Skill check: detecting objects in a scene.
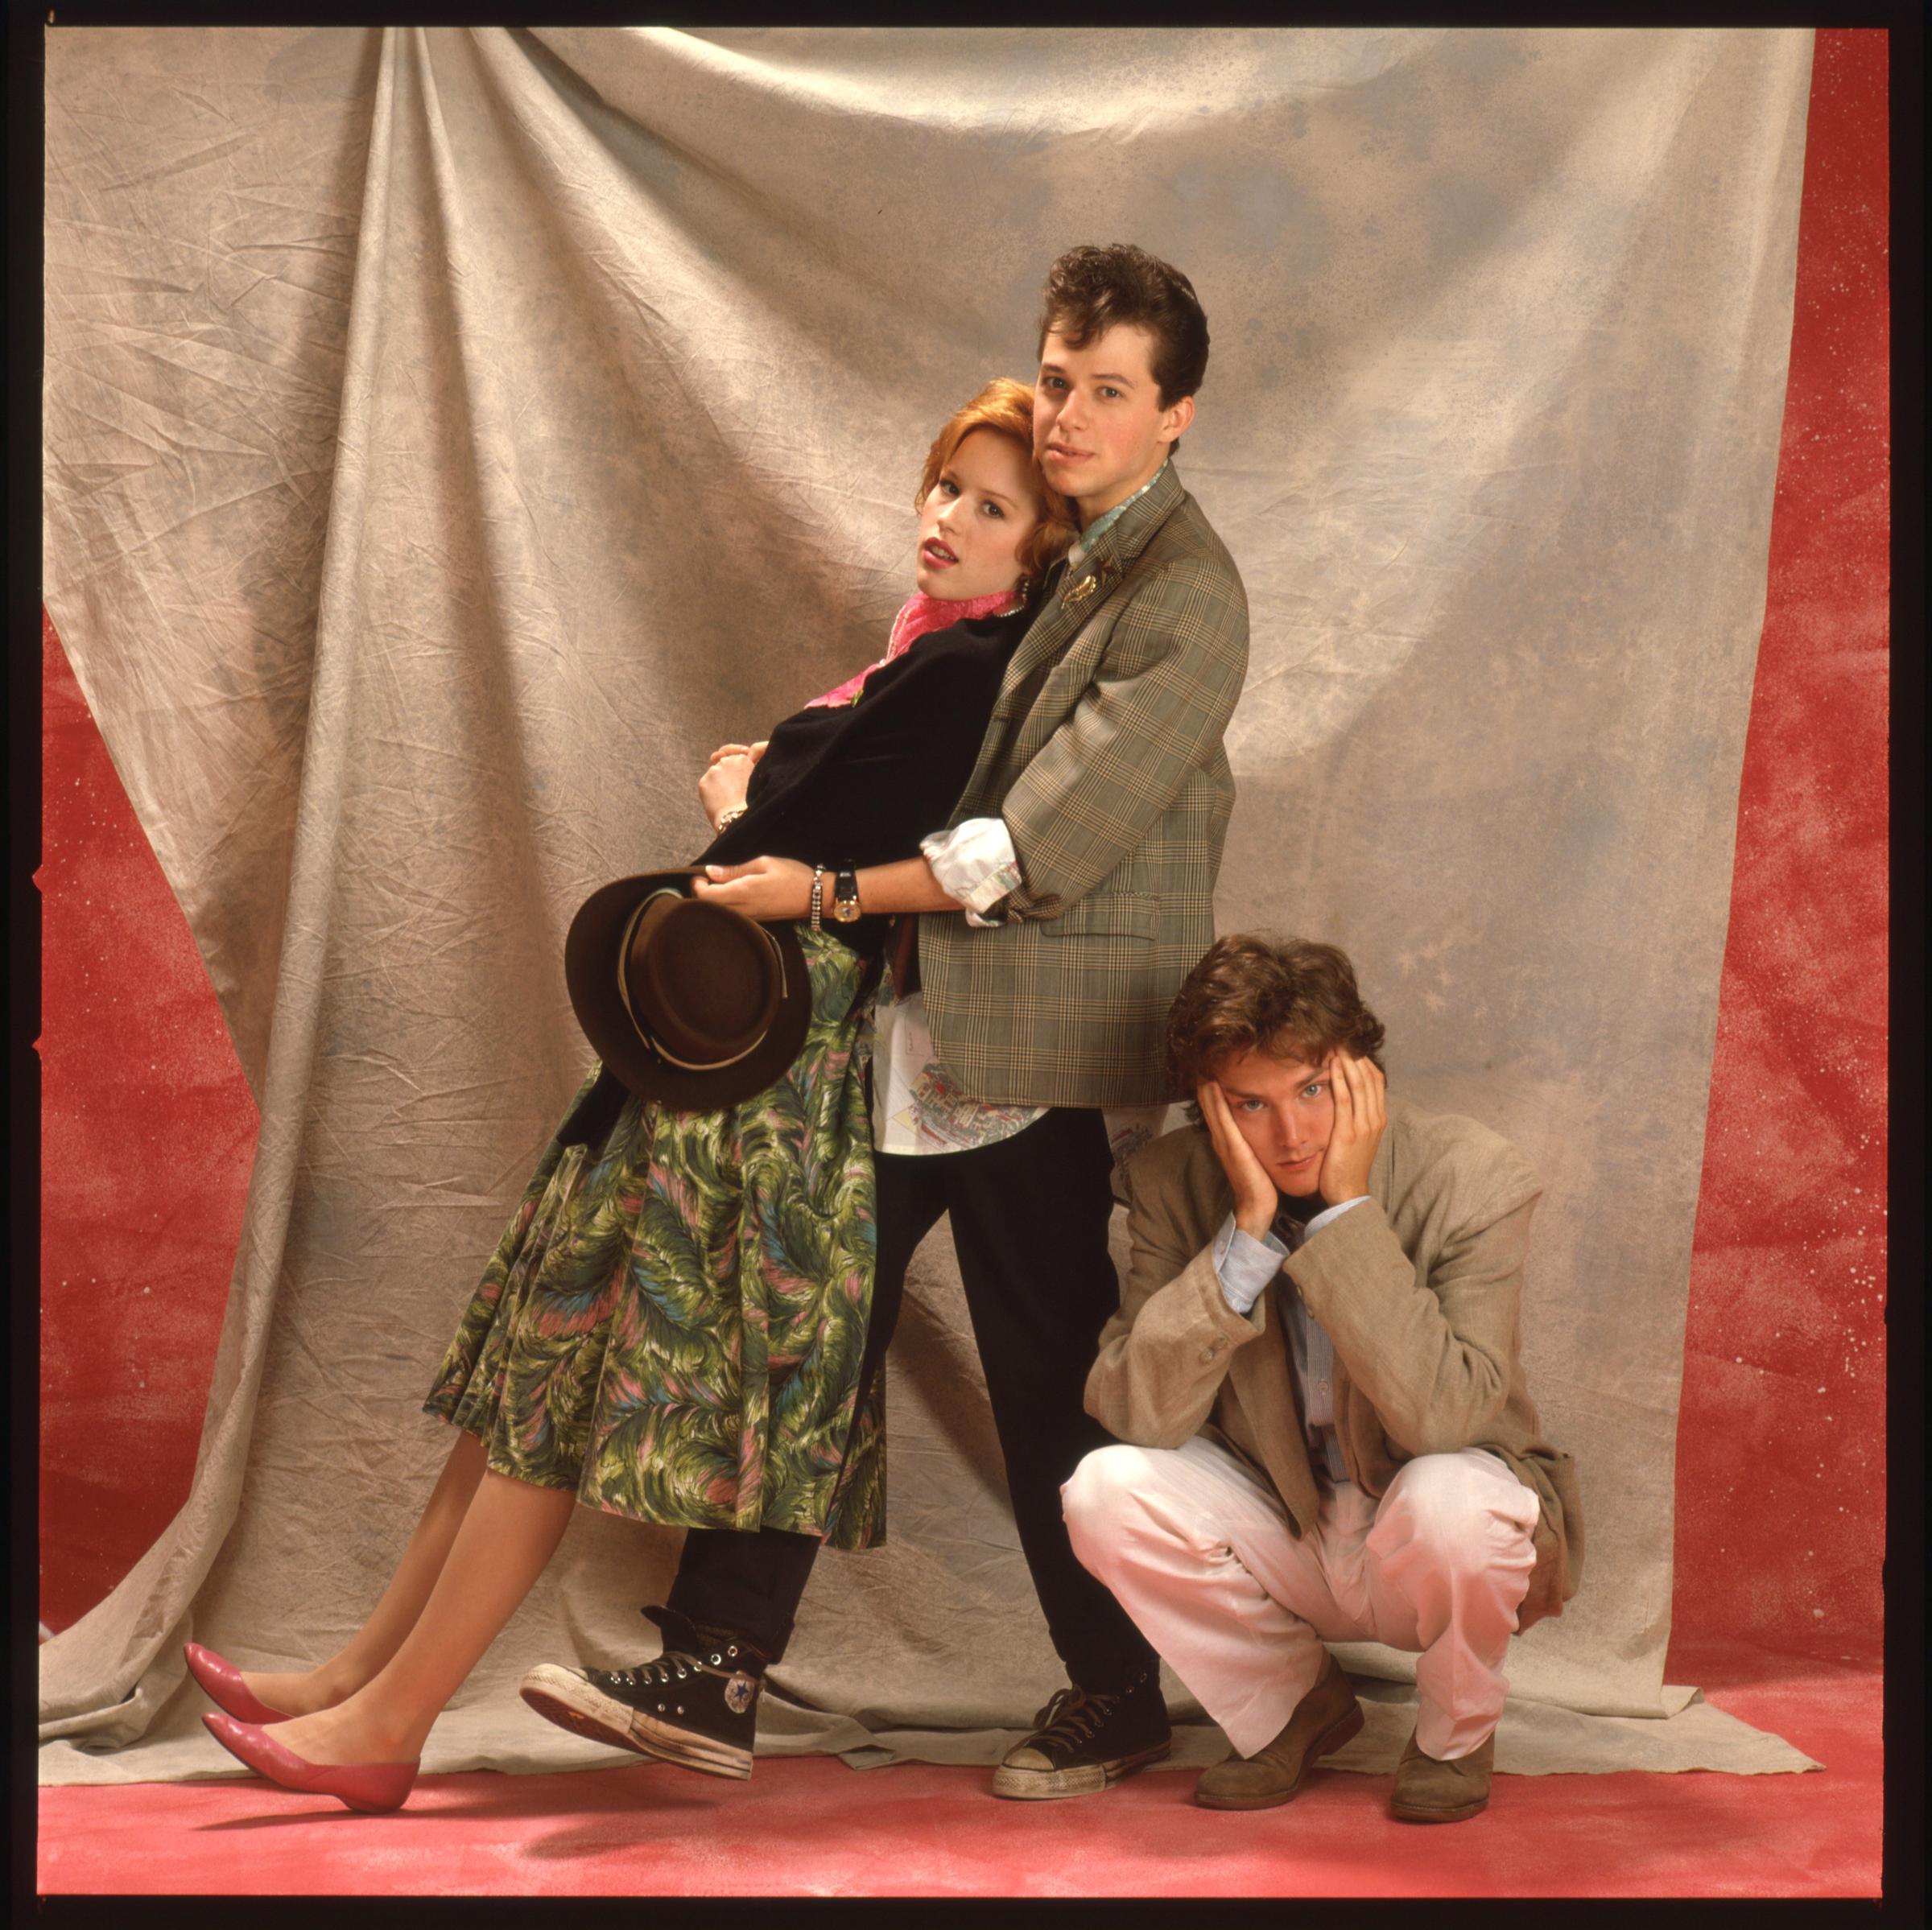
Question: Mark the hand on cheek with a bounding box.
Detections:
[1199,1079,1278,1240]
[1317,1050,1386,1207]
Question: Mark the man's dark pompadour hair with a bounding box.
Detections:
[1038,242,1210,409]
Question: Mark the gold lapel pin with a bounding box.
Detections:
[1063,575,1099,608]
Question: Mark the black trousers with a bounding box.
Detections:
[665,1105,1158,1692]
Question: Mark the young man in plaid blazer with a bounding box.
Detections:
[522,244,1250,1799]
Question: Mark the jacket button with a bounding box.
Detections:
[1199,1344,1217,1363]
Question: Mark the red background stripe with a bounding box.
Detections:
[1668,25,1887,1665]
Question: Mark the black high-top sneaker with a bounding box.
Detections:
[518,1606,768,1779]
[989,1660,1171,1799]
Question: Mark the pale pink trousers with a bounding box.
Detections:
[1063,1435,1540,1761]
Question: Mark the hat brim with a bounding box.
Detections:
[564,868,814,1112]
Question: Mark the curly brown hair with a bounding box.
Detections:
[1166,935,1387,1103]
[916,377,1078,588]
[1036,243,1210,409]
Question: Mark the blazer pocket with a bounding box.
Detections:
[1047,893,1161,941]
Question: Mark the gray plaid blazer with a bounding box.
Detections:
[919,461,1248,1107]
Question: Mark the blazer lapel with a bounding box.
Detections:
[1226,1289,1296,1432]
[1205,1157,1302,1505]
[989,559,1100,716]
[950,560,1098,816]
[1367,1111,1396,1210]
[989,462,1191,720]
[1333,1111,1401,1460]
[950,463,1191,822]
[1082,458,1187,578]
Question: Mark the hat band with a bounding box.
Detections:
[614,891,790,1074]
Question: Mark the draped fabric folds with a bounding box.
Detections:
[41,27,1815,1781]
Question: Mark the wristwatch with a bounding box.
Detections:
[828,867,862,924]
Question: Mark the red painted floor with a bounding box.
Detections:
[37,1644,1879,1898]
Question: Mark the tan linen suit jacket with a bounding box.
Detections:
[1086,1099,1584,1630]
[918,461,1248,1108]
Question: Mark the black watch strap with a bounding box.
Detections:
[831,866,861,922]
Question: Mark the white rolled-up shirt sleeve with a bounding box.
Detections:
[920,817,1023,927]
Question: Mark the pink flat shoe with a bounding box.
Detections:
[203,1712,419,1814]
[183,1643,291,1726]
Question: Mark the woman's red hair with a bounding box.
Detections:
[916,378,1077,586]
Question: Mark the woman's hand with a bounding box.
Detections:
[1199,1079,1278,1240]
[698,753,760,831]
[1318,1050,1386,1207]
[706,740,768,768]
[693,856,814,921]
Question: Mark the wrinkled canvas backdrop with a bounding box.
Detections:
[42,26,1816,1784]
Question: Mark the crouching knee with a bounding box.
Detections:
[1060,1443,1170,1570]
[1373,1452,1538,1580]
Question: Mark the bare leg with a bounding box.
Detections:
[260,1468,578,1765]
[242,1427,489,1718]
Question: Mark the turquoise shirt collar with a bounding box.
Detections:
[1067,461,1168,570]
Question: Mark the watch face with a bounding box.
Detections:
[831,898,861,923]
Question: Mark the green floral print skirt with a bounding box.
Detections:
[424,926,882,1549]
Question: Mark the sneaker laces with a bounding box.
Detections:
[611,1648,705,1691]
[1028,1684,1120,1751]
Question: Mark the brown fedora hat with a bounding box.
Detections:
[564,868,812,1111]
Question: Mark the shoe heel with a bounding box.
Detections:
[331,1762,418,1813]
[1316,1702,1366,1761]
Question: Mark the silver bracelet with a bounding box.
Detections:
[809,864,826,932]
[716,804,748,831]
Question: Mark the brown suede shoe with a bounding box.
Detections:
[1194,1653,1364,1810]
[1389,1726,1494,1822]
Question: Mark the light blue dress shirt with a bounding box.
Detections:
[1211,1198,1366,1483]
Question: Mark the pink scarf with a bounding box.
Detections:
[804,587,1025,709]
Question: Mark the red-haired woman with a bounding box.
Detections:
[189,381,1075,1811]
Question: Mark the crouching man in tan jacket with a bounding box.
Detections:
[1063,935,1583,1822]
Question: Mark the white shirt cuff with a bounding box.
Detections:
[1303,1196,1368,1239]
[921,817,1022,925]
[1212,1211,1288,1318]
